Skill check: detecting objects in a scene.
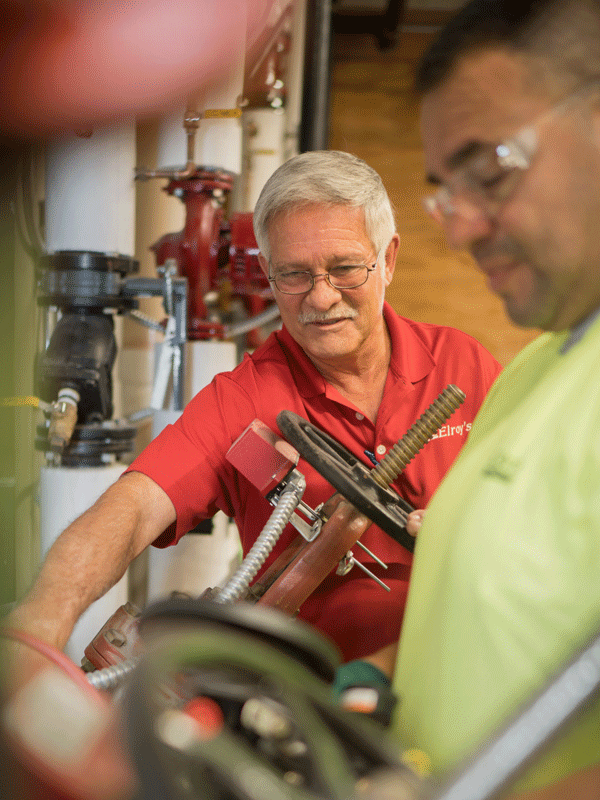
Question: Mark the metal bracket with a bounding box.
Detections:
[267,476,322,542]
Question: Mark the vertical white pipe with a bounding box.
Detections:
[147,341,241,602]
[284,0,308,160]
[40,123,137,661]
[196,50,246,175]
[39,465,128,663]
[156,109,189,171]
[156,5,246,176]
[45,122,136,256]
[242,107,286,211]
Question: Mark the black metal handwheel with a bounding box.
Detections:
[277,410,415,553]
[124,606,419,800]
[139,597,341,683]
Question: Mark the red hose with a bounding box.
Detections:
[0,627,105,700]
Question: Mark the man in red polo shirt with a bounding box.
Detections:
[8,151,500,661]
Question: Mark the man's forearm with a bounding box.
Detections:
[8,512,135,650]
[7,471,176,650]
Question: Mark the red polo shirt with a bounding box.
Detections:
[128,303,501,659]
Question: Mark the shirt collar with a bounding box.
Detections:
[560,305,600,354]
[383,302,436,383]
[276,302,436,398]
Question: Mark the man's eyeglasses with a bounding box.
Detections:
[268,262,377,295]
[423,81,600,223]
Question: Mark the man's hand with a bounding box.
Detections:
[3,472,175,687]
[406,509,425,537]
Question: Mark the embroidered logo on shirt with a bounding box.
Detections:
[482,453,521,481]
[429,421,472,440]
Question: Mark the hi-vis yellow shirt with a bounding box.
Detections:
[392,315,600,794]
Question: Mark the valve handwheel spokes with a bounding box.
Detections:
[277,385,466,553]
[277,410,416,552]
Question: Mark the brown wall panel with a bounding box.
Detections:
[330,30,539,365]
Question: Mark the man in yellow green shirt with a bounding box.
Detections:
[363,2,600,798]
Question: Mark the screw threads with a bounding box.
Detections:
[371,384,466,489]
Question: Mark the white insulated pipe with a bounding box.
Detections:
[242,107,286,211]
[147,340,241,602]
[284,0,308,160]
[40,123,137,665]
[156,17,246,176]
[45,122,136,256]
[39,464,128,664]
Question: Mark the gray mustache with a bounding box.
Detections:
[298,306,359,324]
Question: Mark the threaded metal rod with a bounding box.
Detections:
[371,384,466,489]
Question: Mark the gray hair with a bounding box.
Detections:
[416,0,600,100]
[252,150,396,262]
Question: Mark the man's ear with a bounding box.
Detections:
[383,234,400,286]
[591,101,600,151]
[258,254,269,276]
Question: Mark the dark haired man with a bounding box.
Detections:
[389,2,600,797]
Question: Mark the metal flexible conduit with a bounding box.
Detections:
[371,384,466,489]
[215,474,306,604]
[84,476,305,688]
[126,308,165,332]
[223,304,281,339]
[86,657,139,691]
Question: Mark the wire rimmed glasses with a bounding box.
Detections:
[268,262,377,295]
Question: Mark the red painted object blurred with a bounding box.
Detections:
[152,185,273,342]
[0,0,279,138]
[1,629,136,800]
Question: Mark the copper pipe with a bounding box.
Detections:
[256,385,466,614]
[258,494,368,614]
[135,104,200,181]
